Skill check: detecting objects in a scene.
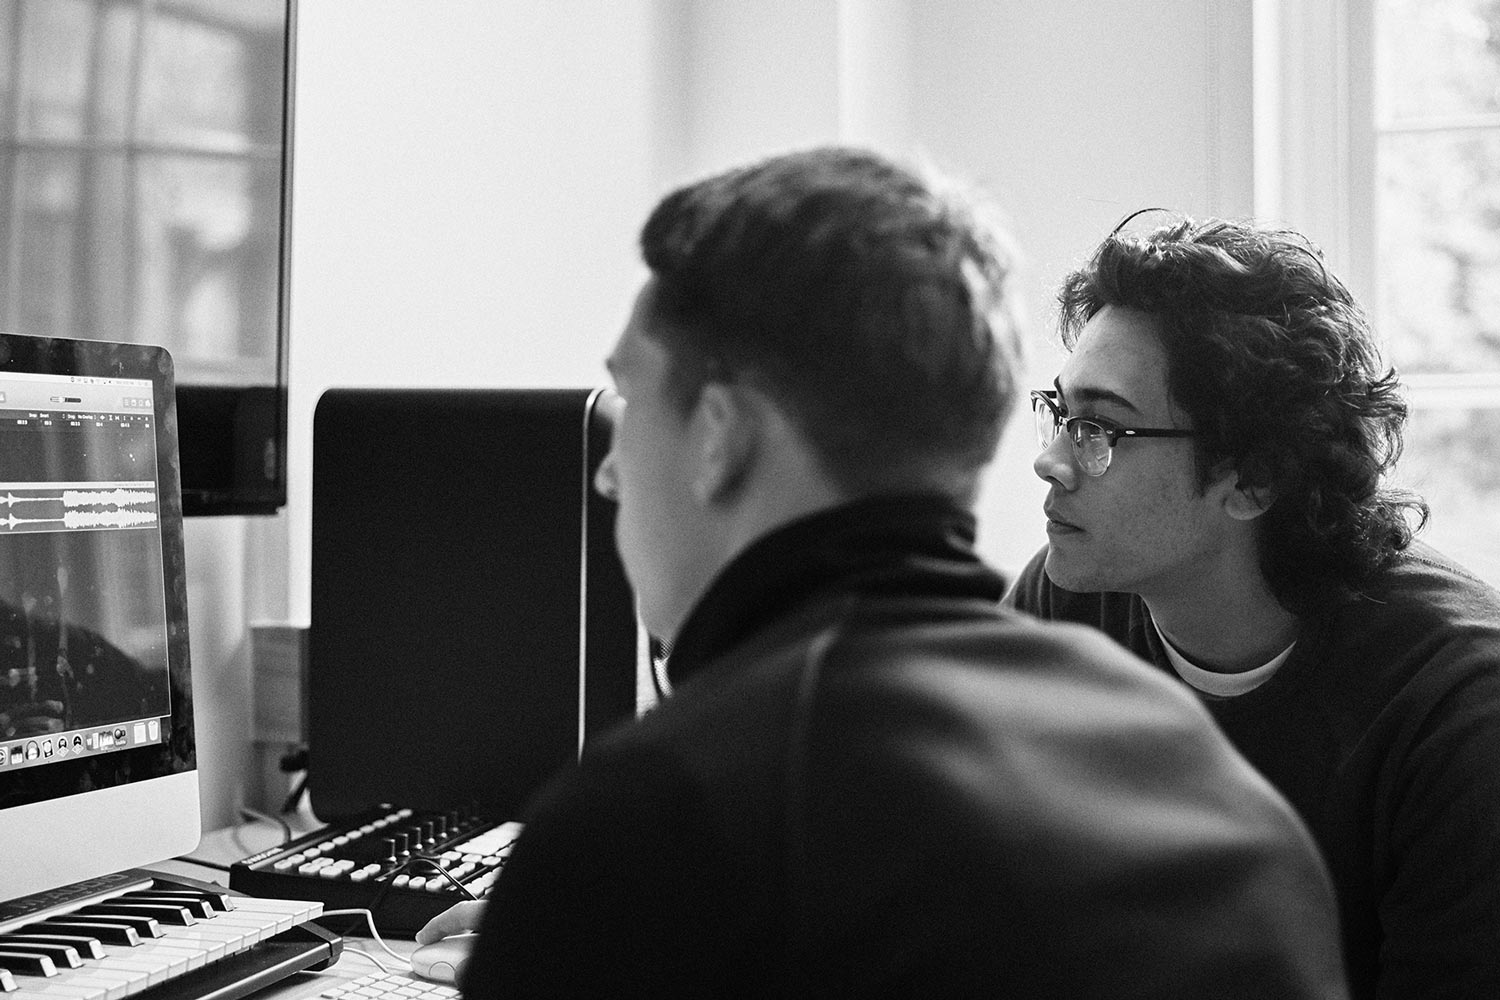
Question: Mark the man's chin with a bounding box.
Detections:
[1042,544,1104,595]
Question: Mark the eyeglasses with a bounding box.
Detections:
[1030,389,1194,477]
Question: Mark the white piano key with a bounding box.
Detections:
[40,950,174,996]
[193,913,278,946]
[18,975,126,1000]
[106,942,190,980]
[36,966,146,1000]
[154,925,246,962]
[7,983,102,999]
[227,897,322,923]
[128,940,207,974]
[90,955,172,988]
[215,903,319,936]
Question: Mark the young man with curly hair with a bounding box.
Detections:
[1006,213,1500,999]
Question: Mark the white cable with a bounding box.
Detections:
[344,950,396,975]
[315,908,414,968]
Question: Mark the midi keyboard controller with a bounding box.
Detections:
[229,804,521,936]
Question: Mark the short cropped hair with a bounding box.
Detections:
[637,146,1023,500]
[1058,213,1428,615]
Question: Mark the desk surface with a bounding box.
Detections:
[150,817,435,1000]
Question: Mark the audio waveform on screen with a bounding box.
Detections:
[0,484,159,534]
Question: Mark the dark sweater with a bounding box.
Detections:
[462,496,1349,998]
[1007,540,1500,1000]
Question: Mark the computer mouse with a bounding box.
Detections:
[409,932,478,984]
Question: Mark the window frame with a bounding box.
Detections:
[1254,0,1500,407]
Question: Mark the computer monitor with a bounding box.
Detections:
[0,333,198,904]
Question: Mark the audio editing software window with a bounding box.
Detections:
[0,369,172,773]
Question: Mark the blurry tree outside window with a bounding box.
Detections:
[1377,0,1500,585]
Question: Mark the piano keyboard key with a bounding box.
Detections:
[0,954,54,978]
[0,882,325,1000]
[0,936,105,962]
[65,919,158,941]
[77,907,190,929]
[33,927,138,949]
[0,943,81,971]
[114,896,213,921]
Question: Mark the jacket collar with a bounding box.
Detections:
[664,493,1005,687]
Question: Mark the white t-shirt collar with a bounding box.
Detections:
[1150,615,1295,697]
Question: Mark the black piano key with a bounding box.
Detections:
[78,901,195,926]
[0,939,82,969]
[38,919,142,946]
[120,892,215,919]
[0,932,105,960]
[0,950,56,977]
[146,876,235,912]
[52,912,162,939]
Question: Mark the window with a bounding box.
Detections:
[1375,0,1500,585]
[1257,0,1500,586]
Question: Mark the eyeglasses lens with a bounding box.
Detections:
[1071,421,1112,476]
[1032,391,1112,477]
[1033,396,1059,449]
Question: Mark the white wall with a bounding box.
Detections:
[189,0,1257,828]
[908,0,1255,574]
[192,1,664,828]
[642,0,1254,574]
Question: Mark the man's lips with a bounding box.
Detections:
[1043,506,1083,532]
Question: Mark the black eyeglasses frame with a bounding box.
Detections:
[1030,388,1195,476]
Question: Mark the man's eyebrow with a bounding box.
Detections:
[1053,375,1143,415]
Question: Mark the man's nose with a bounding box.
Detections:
[1032,432,1078,490]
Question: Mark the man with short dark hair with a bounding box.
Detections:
[1006,212,1500,999]
[421,152,1349,997]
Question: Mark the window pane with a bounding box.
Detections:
[134,155,281,364]
[8,0,139,143]
[7,149,131,341]
[1374,0,1500,592]
[1376,0,1500,123]
[1391,405,1500,587]
[139,3,286,150]
[1376,129,1500,374]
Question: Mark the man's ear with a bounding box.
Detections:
[690,381,758,503]
[1224,473,1276,522]
[1208,459,1276,521]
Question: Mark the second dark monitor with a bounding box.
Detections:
[309,387,639,822]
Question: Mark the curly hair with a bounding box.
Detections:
[637,146,1023,500]
[1057,213,1428,615]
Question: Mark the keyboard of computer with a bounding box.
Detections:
[317,970,457,1000]
[0,870,338,1000]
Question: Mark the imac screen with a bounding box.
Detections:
[0,334,197,905]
